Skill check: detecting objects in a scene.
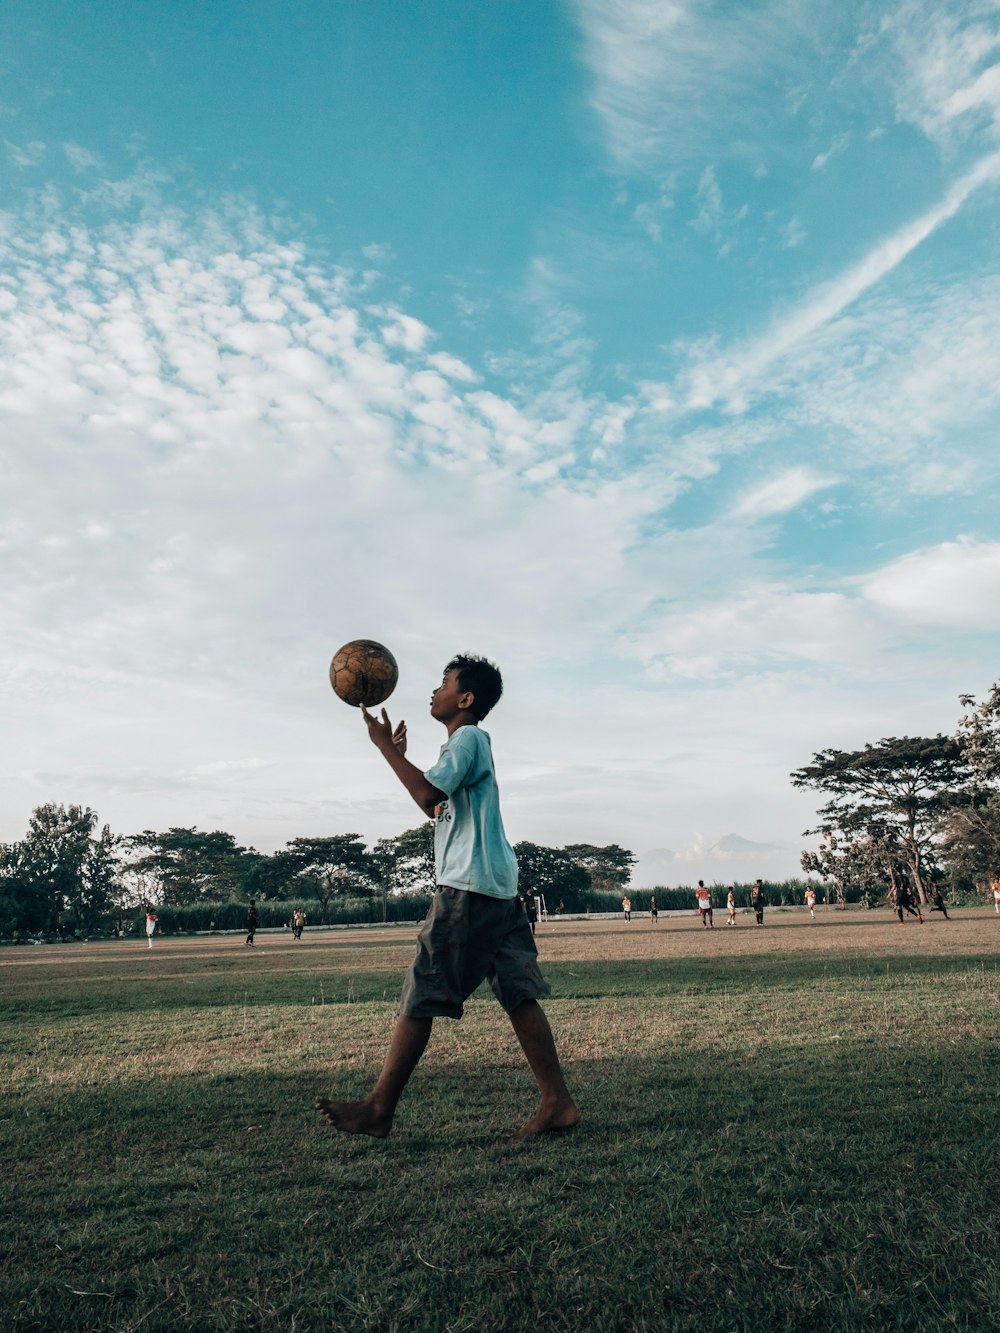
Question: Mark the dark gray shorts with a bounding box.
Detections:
[399,887,551,1020]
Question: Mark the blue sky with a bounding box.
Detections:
[2,0,999,884]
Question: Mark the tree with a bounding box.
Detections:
[125,828,255,904]
[944,684,1000,885]
[799,826,895,908]
[243,850,302,902]
[0,841,48,935]
[284,834,379,921]
[513,842,591,909]
[562,844,636,893]
[0,804,118,934]
[792,736,967,903]
[374,824,436,897]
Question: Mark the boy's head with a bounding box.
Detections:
[438,653,503,720]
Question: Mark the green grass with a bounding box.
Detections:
[2,920,999,1331]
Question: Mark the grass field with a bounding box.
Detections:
[2,908,999,1332]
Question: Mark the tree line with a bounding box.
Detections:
[0,809,637,937]
[793,675,1000,905]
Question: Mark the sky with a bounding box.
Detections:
[2,0,999,886]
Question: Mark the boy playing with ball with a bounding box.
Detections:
[316,654,579,1140]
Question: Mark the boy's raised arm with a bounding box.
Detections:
[360,704,445,817]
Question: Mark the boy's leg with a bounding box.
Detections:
[508,999,580,1140]
[315,1014,432,1138]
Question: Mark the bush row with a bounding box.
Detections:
[125,895,435,935]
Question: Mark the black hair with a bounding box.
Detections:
[445,653,503,720]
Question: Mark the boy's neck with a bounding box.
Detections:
[444,711,479,737]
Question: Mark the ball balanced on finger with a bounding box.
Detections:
[329,639,399,707]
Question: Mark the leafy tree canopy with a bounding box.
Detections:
[284,834,379,919]
[562,843,636,892]
[0,804,118,933]
[514,842,591,909]
[126,827,255,905]
[792,735,967,901]
[374,824,436,896]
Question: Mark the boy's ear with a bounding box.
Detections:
[458,689,475,711]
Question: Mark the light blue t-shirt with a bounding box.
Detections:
[423,724,518,898]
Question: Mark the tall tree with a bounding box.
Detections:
[562,844,636,893]
[0,804,118,933]
[374,824,436,896]
[125,828,255,904]
[514,842,591,909]
[792,736,967,903]
[284,834,379,921]
[943,683,1000,883]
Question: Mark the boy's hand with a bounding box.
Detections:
[391,719,407,755]
[360,703,396,752]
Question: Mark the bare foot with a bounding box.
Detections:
[314,1095,392,1138]
[512,1101,581,1140]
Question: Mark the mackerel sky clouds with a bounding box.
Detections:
[2,1,999,883]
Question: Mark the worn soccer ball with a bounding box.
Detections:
[329,639,399,707]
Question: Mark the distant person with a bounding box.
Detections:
[929,887,950,920]
[805,887,817,920]
[726,886,737,926]
[245,899,259,947]
[649,894,658,924]
[291,908,306,940]
[993,878,1000,914]
[696,881,713,928]
[145,910,157,949]
[893,882,923,925]
[622,895,632,922]
[751,879,766,925]
[556,899,566,916]
[523,888,538,937]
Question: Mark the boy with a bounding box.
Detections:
[315,654,579,1140]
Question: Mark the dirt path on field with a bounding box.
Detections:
[3,909,997,983]
[532,907,1000,963]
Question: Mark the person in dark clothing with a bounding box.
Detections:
[751,879,766,925]
[893,882,923,925]
[245,899,259,947]
[929,887,950,919]
[523,888,538,937]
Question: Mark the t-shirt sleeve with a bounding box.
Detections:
[424,729,478,797]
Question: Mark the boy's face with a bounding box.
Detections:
[430,668,474,722]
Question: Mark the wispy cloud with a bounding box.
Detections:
[811,132,850,170]
[885,1,1000,146]
[5,139,46,168]
[729,468,837,521]
[684,147,1000,411]
[571,0,820,169]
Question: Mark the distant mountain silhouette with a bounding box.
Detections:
[634,833,800,888]
[709,833,784,855]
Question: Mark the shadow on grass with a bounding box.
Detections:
[2,1036,998,1332]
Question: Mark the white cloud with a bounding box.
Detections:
[886,1,1000,145]
[811,132,850,170]
[380,309,431,353]
[63,142,101,172]
[570,0,820,169]
[782,217,807,248]
[691,165,723,235]
[5,139,46,168]
[684,148,1000,411]
[861,538,1000,626]
[729,468,837,521]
